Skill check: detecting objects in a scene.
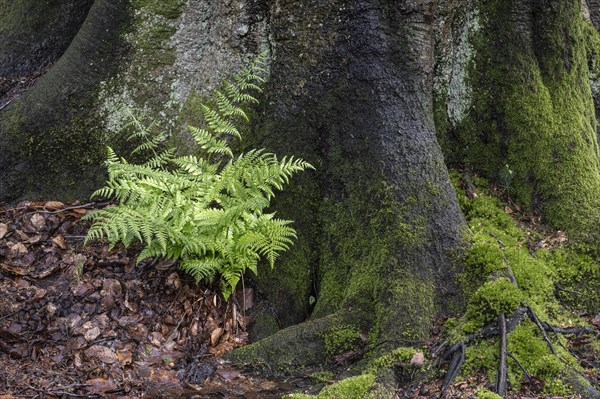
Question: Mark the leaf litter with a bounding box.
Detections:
[0,200,309,398]
[3,198,596,399]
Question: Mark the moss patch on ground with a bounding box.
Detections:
[448,173,598,394]
[286,374,376,399]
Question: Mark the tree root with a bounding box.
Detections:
[496,312,507,397]
[439,342,465,398]
[436,306,599,399]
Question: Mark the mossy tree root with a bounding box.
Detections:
[439,342,465,398]
[435,307,599,399]
[495,312,507,397]
[225,309,372,375]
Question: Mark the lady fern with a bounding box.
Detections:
[85,53,313,299]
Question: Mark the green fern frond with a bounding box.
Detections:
[180,258,221,283]
[187,125,234,158]
[201,105,242,139]
[215,90,249,121]
[223,80,258,104]
[85,52,313,299]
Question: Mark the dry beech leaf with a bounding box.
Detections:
[12,242,28,254]
[116,350,133,365]
[210,327,224,346]
[52,235,67,249]
[44,201,65,210]
[85,345,118,364]
[28,235,42,244]
[86,378,118,395]
[30,288,47,302]
[0,223,7,239]
[0,263,27,276]
[30,214,46,230]
[410,351,425,365]
[217,369,240,380]
[15,230,29,240]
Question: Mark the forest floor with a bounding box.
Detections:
[0,199,597,399]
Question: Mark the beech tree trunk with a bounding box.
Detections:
[1,0,599,392]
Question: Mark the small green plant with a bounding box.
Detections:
[498,164,513,194]
[72,259,85,282]
[85,53,313,299]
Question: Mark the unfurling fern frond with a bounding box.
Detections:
[85,52,313,299]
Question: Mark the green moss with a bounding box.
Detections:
[508,322,575,395]
[449,176,593,394]
[287,374,376,399]
[317,374,375,399]
[475,389,502,399]
[309,371,335,383]
[461,321,574,394]
[466,278,523,327]
[444,1,600,241]
[97,0,184,144]
[372,274,436,345]
[227,310,370,374]
[461,338,497,380]
[17,110,114,200]
[366,347,419,373]
[452,177,560,320]
[136,23,177,67]
[132,0,185,19]
[323,326,361,357]
[248,312,280,341]
[541,246,600,314]
[314,169,436,350]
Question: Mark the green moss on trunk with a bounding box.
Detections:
[445,0,600,241]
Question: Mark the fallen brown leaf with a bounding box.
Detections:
[85,345,118,364]
[210,327,224,346]
[44,201,65,210]
[30,214,46,230]
[10,242,28,254]
[411,351,425,365]
[86,378,118,395]
[52,235,67,249]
